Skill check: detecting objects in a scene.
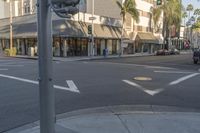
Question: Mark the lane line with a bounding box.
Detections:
[0,69,8,71]
[123,80,164,96]
[154,70,194,74]
[96,62,176,70]
[145,66,176,70]
[169,73,200,86]
[0,74,80,93]
[0,65,24,67]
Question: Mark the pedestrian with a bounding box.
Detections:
[103,48,106,57]
[105,48,108,57]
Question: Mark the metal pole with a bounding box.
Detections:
[9,0,13,52]
[91,0,94,56]
[37,0,55,132]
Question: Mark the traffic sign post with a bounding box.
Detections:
[37,0,80,133]
[37,0,55,132]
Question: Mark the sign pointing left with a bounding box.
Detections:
[0,74,80,93]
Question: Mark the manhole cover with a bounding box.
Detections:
[134,77,152,81]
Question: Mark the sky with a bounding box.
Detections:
[182,0,199,12]
[182,0,199,24]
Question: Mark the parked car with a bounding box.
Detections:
[155,49,170,56]
[169,48,180,55]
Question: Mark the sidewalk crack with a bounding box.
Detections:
[116,114,131,133]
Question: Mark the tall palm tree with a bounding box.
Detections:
[193,8,200,19]
[152,0,182,48]
[151,6,162,33]
[182,11,188,26]
[186,4,193,18]
[197,16,200,22]
[115,0,139,55]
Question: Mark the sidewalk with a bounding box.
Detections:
[13,53,150,62]
[14,53,155,62]
[5,105,200,133]
[12,50,193,62]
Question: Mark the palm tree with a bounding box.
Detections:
[197,16,200,22]
[186,4,193,18]
[193,8,200,19]
[115,0,139,55]
[152,0,182,49]
[182,11,188,26]
[151,6,162,33]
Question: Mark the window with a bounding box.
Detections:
[137,26,142,31]
[24,0,30,14]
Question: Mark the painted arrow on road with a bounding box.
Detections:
[123,80,164,96]
[0,74,80,93]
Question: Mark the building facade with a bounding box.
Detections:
[0,0,165,57]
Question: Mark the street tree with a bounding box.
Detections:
[152,0,182,48]
[150,6,162,33]
[193,8,200,19]
[182,11,188,26]
[186,4,194,18]
[115,0,139,55]
[197,16,200,22]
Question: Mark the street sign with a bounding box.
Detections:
[89,17,96,20]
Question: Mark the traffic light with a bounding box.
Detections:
[51,0,80,6]
[88,25,92,34]
[51,0,80,18]
[157,0,162,5]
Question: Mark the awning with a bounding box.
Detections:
[136,32,159,44]
[0,14,123,39]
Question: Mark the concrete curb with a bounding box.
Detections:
[4,105,200,133]
[11,54,154,62]
[10,51,193,62]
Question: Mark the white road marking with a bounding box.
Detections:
[0,62,34,66]
[97,62,175,70]
[0,74,80,93]
[123,80,164,96]
[0,69,8,71]
[0,65,24,67]
[145,66,175,70]
[154,70,194,74]
[169,73,200,86]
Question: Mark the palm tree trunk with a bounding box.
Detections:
[168,26,172,49]
[162,14,167,49]
[120,16,124,56]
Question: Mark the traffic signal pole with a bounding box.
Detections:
[37,0,55,132]
[91,0,94,56]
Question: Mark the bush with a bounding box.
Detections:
[4,47,17,56]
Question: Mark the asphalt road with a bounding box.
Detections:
[0,53,200,132]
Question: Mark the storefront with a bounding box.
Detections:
[0,15,122,57]
[135,32,160,54]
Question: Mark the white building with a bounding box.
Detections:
[0,0,164,56]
